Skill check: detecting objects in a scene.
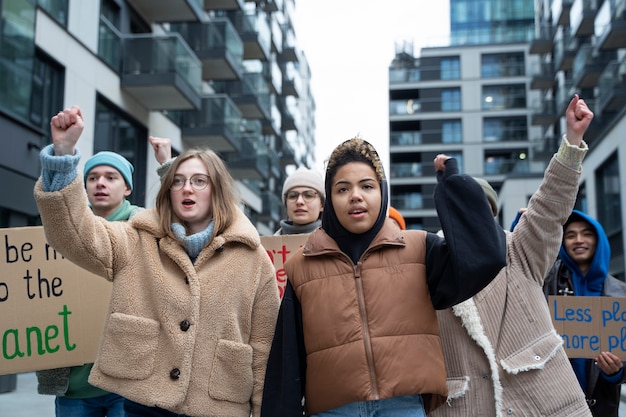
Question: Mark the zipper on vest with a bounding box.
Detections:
[354,262,380,399]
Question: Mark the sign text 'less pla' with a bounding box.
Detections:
[550,295,626,360]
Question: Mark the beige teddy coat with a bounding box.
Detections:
[34,176,280,417]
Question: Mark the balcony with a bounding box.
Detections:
[554,31,576,71]
[202,0,244,11]
[530,61,556,90]
[171,19,244,81]
[263,102,281,136]
[552,0,573,26]
[121,34,202,110]
[277,135,296,167]
[260,191,282,222]
[596,60,626,113]
[572,44,612,88]
[225,136,270,180]
[530,99,557,126]
[126,0,203,22]
[179,95,242,152]
[529,25,554,55]
[531,135,560,161]
[570,0,597,37]
[390,131,422,147]
[595,0,626,50]
[214,72,271,119]
[228,9,271,61]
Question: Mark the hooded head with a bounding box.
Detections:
[84,151,134,191]
[322,137,388,263]
[559,210,610,295]
[281,167,325,205]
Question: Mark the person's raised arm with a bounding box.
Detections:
[426,154,507,309]
[50,105,84,156]
[565,94,593,147]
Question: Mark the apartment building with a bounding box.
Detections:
[0,0,315,236]
[530,0,626,279]
[388,0,540,231]
[389,0,626,279]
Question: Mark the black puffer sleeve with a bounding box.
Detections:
[261,281,306,416]
[425,158,506,309]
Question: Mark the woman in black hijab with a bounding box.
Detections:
[261,137,506,417]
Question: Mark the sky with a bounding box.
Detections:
[293,1,450,173]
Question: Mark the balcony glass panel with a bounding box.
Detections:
[482,84,526,110]
[389,162,423,179]
[391,193,423,210]
[390,131,422,146]
[389,99,421,115]
[484,151,529,175]
[122,34,202,95]
[389,68,420,83]
[481,52,525,78]
[483,117,528,142]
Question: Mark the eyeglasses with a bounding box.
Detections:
[285,190,318,202]
[170,174,210,191]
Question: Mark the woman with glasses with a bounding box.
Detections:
[34,105,280,417]
[275,167,325,236]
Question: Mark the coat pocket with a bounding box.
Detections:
[500,331,562,374]
[98,312,160,380]
[208,339,253,404]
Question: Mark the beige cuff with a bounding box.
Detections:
[556,135,587,170]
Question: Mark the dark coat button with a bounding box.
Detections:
[170,368,180,380]
[180,320,191,331]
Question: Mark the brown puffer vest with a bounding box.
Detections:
[286,225,447,415]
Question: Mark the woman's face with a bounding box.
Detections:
[330,162,381,234]
[285,187,323,225]
[170,157,213,234]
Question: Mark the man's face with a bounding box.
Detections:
[563,220,597,271]
[85,165,131,218]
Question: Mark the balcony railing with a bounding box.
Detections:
[179,94,242,152]
[121,34,202,110]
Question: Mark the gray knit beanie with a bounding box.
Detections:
[473,177,498,217]
[282,167,325,205]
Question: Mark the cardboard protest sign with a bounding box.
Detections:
[261,234,309,299]
[549,295,626,360]
[0,226,111,375]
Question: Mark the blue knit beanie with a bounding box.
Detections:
[84,151,134,191]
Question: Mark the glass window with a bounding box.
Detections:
[481,52,525,78]
[442,120,462,143]
[30,51,65,137]
[38,0,68,26]
[0,0,36,121]
[484,149,529,174]
[94,96,148,205]
[482,84,526,110]
[441,89,461,111]
[483,116,527,142]
[596,153,622,236]
[441,58,460,80]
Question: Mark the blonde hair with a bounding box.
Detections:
[156,148,240,240]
